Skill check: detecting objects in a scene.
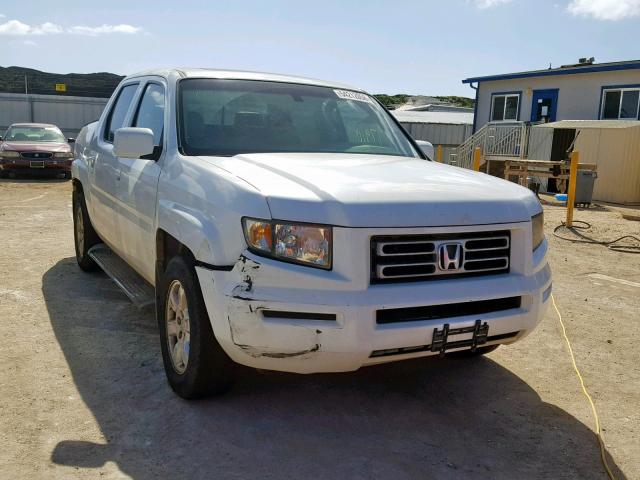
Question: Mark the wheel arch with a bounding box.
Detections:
[72,177,84,194]
[156,201,238,268]
[156,229,197,274]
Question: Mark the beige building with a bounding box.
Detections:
[529,121,640,204]
[463,59,640,133]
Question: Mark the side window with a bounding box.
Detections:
[104,83,139,142]
[133,83,165,146]
[601,88,640,120]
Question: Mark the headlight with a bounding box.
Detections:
[54,152,73,158]
[0,151,19,158]
[532,212,545,251]
[242,217,332,269]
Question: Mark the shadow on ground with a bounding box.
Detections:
[43,258,626,479]
[0,174,68,183]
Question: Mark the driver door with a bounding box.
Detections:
[89,82,140,250]
[115,80,166,283]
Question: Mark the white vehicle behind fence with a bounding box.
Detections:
[71,68,551,398]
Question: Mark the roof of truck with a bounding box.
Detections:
[8,123,60,129]
[126,68,365,92]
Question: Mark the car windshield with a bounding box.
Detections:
[178,79,420,158]
[5,126,66,143]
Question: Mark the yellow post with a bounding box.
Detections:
[473,147,482,171]
[566,151,579,227]
[436,145,443,163]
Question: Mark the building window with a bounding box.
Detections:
[601,88,640,120]
[491,94,519,121]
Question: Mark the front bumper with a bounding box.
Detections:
[0,158,73,174]
[196,222,552,373]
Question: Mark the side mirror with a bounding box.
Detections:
[0,136,3,142]
[67,137,76,143]
[415,140,435,161]
[113,128,155,159]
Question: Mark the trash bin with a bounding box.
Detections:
[575,170,597,206]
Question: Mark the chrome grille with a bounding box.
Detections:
[20,152,53,159]
[371,231,510,283]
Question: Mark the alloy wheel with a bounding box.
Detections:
[165,280,191,374]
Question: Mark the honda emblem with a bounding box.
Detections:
[438,243,463,271]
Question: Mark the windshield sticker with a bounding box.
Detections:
[333,89,373,104]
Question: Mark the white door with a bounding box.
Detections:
[89,82,140,249]
[116,81,166,283]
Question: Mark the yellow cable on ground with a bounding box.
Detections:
[551,294,616,480]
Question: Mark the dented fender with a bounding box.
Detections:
[155,153,272,266]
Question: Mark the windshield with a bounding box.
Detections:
[4,126,66,143]
[178,79,420,158]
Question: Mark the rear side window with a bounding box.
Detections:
[104,83,138,142]
[133,83,165,146]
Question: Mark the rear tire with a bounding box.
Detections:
[448,344,499,358]
[72,187,100,271]
[157,255,235,398]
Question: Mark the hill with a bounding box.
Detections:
[0,67,474,107]
[0,66,123,98]
[434,96,474,109]
[374,94,474,109]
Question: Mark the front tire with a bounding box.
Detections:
[157,256,235,398]
[72,187,100,271]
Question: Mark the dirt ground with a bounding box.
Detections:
[1,178,639,480]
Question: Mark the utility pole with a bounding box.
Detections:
[24,74,28,95]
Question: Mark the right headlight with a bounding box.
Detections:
[0,151,19,159]
[242,217,332,269]
[532,212,545,251]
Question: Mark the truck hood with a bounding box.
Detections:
[202,153,540,227]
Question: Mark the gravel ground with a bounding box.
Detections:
[1,178,638,480]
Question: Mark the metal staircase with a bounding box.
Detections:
[450,122,531,169]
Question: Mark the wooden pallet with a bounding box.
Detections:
[484,156,597,189]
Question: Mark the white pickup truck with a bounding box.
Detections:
[72,68,551,398]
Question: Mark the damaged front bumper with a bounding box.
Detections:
[196,257,551,373]
[195,231,551,373]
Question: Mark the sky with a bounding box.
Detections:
[1,0,639,97]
